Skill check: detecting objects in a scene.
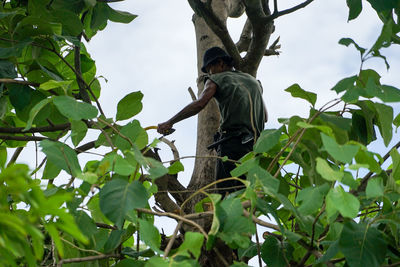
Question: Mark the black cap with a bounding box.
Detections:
[201,47,233,73]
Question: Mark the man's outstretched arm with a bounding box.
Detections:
[157,79,217,135]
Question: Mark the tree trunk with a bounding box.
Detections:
[188,1,241,266]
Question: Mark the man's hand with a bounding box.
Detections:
[157,121,173,135]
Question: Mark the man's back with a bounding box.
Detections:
[209,70,266,138]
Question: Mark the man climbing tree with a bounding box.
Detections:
[158,46,267,195]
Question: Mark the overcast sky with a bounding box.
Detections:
[8,1,400,263]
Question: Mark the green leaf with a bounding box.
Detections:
[42,160,62,179]
[0,39,32,59]
[116,91,143,121]
[339,221,387,267]
[99,179,148,229]
[177,232,204,259]
[102,152,136,176]
[40,140,81,177]
[0,96,7,119]
[138,219,162,254]
[53,96,98,120]
[394,113,400,129]
[40,80,73,92]
[8,84,32,111]
[0,60,17,78]
[296,121,333,136]
[331,75,357,93]
[366,0,398,12]
[108,7,138,24]
[23,98,52,131]
[284,83,317,106]
[346,0,362,21]
[261,236,292,267]
[390,148,400,181]
[320,133,359,163]
[0,146,6,169]
[104,229,125,253]
[168,161,184,174]
[114,120,148,151]
[74,210,97,238]
[116,259,145,267]
[45,223,64,257]
[316,158,344,182]
[315,240,339,264]
[146,158,168,179]
[373,102,393,146]
[366,177,384,198]
[355,149,381,174]
[71,120,88,147]
[296,183,330,215]
[326,186,360,218]
[371,19,394,53]
[254,127,283,153]
[145,256,168,267]
[77,172,98,184]
[339,38,366,56]
[247,165,279,196]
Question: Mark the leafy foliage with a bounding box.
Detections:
[0,0,399,266]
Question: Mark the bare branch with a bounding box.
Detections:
[236,18,253,53]
[188,0,241,67]
[0,123,70,134]
[74,35,91,103]
[7,147,23,167]
[135,208,209,239]
[243,209,280,231]
[95,222,117,230]
[0,78,40,87]
[163,221,183,258]
[0,135,50,142]
[160,137,180,162]
[265,0,315,22]
[57,254,119,266]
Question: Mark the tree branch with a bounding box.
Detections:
[243,209,280,231]
[74,34,91,103]
[135,208,209,239]
[0,78,40,87]
[265,0,315,22]
[0,135,50,142]
[236,18,253,53]
[0,123,70,134]
[188,0,242,67]
[57,254,120,266]
[355,139,400,194]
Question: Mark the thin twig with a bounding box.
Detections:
[243,209,280,231]
[60,236,102,255]
[0,135,50,142]
[0,78,40,86]
[163,221,183,258]
[265,0,314,22]
[6,147,23,167]
[57,254,119,266]
[135,208,209,239]
[255,225,263,267]
[0,123,70,134]
[97,117,134,147]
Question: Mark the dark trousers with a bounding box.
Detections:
[216,136,253,195]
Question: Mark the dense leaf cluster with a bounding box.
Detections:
[0,0,399,266]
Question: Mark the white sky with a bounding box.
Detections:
[6,1,400,264]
